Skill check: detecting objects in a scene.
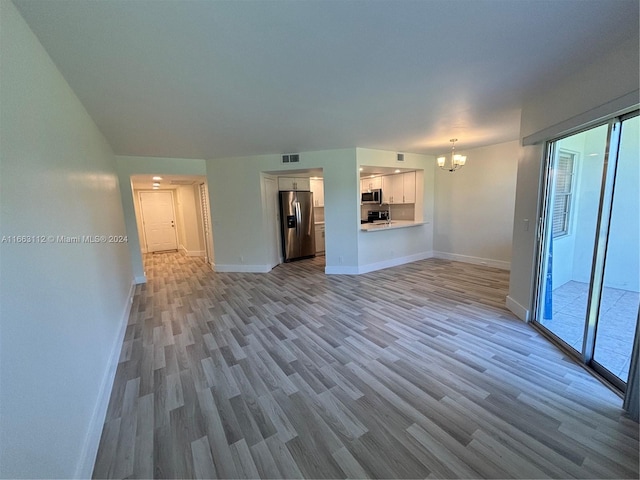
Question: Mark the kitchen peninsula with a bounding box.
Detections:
[356,160,432,274]
[361,220,425,232]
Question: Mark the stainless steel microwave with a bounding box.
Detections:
[361,188,382,204]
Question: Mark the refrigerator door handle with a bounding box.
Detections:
[295,201,301,237]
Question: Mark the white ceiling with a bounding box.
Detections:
[13,0,639,159]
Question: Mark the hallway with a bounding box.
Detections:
[93,253,638,479]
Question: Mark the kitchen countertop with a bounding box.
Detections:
[360,220,425,232]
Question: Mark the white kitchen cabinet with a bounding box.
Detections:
[360,176,382,192]
[382,174,403,204]
[278,177,310,191]
[310,178,324,207]
[381,172,416,204]
[402,171,416,204]
[315,223,325,253]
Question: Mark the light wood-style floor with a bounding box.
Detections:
[93,252,639,479]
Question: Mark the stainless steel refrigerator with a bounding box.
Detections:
[279,190,316,262]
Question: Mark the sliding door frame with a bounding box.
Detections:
[532,111,638,391]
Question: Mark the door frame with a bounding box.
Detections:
[198,182,214,267]
[532,111,639,391]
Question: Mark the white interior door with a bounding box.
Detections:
[139,191,178,252]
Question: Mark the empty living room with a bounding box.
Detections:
[1,0,638,478]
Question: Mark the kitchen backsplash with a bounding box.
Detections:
[361,204,414,221]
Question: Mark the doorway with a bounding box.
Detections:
[535,113,639,389]
[139,191,178,252]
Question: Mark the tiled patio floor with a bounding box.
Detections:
[539,281,639,382]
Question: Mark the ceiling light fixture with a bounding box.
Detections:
[437,138,467,172]
[153,182,160,187]
[152,176,163,180]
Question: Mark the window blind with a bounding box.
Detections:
[553,151,574,237]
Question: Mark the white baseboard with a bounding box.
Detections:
[357,251,433,274]
[76,280,135,478]
[432,251,511,271]
[214,264,272,273]
[180,245,205,257]
[325,265,360,275]
[506,295,530,322]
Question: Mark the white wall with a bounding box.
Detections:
[176,184,205,256]
[173,188,187,250]
[0,2,133,477]
[508,36,639,321]
[115,156,207,282]
[356,149,435,272]
[206,148,435,274]
[434,140,520,270]
[206,149,359,273]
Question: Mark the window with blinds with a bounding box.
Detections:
[552,150,575,237]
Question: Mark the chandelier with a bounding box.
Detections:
[437,138,467,172]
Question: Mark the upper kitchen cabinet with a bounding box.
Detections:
[382,174,403,204]
[382,171,416,204]
[402,171,416,204]
[361,176,382,193]
[278,177,311,191]
[310,178,324,207]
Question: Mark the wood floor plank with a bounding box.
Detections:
[249,440,281,479]
[229,438,259,479]
[92,418,120,479]
[264,434,304,479]
[195,388,239,479]
[93,253,638,479]
[190,436,218,480]
[133,393,154,478]
[331,446,370,480]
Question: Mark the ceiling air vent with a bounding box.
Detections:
[397,153,405,162]
[282,154,300,164]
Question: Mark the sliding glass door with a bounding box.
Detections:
[592,115,639,382]
[535,113,639,389]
